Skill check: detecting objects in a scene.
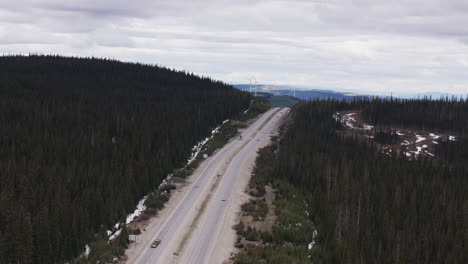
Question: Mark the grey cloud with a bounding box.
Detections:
[314,0,468,38]
[0,0,468,93]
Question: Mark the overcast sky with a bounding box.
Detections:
[1,0,468,94]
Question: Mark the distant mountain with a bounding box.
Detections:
[234,84,369,101]
[250,92,301,107]
[394,92,468,99]
[235,84,467,100]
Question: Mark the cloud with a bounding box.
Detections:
[0,0,467,94]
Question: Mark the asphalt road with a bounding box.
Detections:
[132,107,288,264]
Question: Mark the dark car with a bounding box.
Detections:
[151,239,161,248]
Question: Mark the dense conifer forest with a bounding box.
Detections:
[0,55,251,263]
[237,98,467,263]
[358,97,468,132]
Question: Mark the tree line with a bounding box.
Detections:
[353,97,468,133]
[0,55,251,263]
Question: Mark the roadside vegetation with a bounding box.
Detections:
[74,230,129,264]
[234,144,317,264]
[241,198,268,221]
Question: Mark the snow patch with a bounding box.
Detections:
[334,112,373,131]
[81,244,90,258]
[186,137,210,165]
[79,243,91,259]
[396,131,405,136]
[449,136,456,141]
[415,135,426,143]
[414,146,422,155]
[401,140,410,146]
[430,133,441,139]
[109,229,122,241]
[186,122,226,165]
[308,230,318,250]
[406,146,435,158]
[126,195,148,225]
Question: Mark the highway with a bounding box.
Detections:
[131,107,288,264]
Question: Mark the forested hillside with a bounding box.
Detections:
[237,98,467,263]
[0,55,251,263]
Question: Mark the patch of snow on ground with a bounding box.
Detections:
[332,113,339,121]
[125,195,148,225]
[414,146,422,155]
[165,173,173,181]
[425,151,435,156]
[401,140,410,146]
[396,131,405,136]
[334,112,374,131]
[345,121,355,129]
[186,122,225,165]
[308,230,318,250]
[333,112,356,129]
[433,141,438,144]
[187,137,210,165]
[109,229,122,241]
[415,135,426,143]
[449,136,456,141]
[430,133,441,139]
[422,145,428,148]
[82,244,90,258]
